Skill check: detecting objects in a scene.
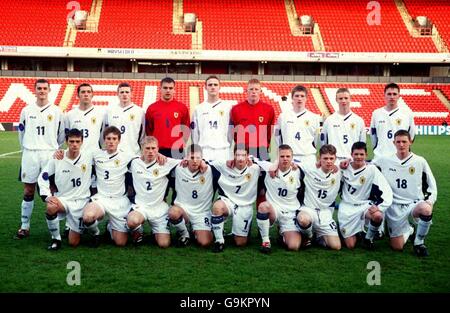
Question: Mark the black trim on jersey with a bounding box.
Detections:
[369,183,384,206]
[109,153,119,159]
[388,108,399,116]
[282,169,292,177]
[123,105,133,113]
[73,154,81,165]
[40,105,51,113]
[57,121,61,138]
[210,165,221,199]
[49,174,56,192]
[343,113,352,122]
[84,107,94,116]
[239,167,247,175]
[192,170,201,178]
[298,169,306,205]
[326,172,331,179]
[354,167,366,176]
[146,160,157,169]
[138,125,143,150]
[212,101,222,109]
[128,156,139,169]
[401,154,414,165]
[422,172,431,201]
[297,111,307,119]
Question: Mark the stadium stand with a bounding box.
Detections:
[294,0,437,52]
[1,78,449,125]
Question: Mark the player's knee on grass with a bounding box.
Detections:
[68,231,81,247]
[196,231,213,247]
[112,231,128,247]
[297,211,312,228]
[344,236,357,249]
[155,234,170,248]
[285,237,301,251]
[390,237,405,251]
[234,236,248,247]
[325,236,341,250]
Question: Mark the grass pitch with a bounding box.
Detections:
[0,132,449,293]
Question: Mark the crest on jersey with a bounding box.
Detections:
[129,114,135,121]
[305,120,310,127]
[258,116,264,123]
[350,123,356,130]
[153,169,159,177]
[91,117,96,125]
[114,159,120,167]
[289,176,294,184]
[47,115,53,122]
[395,118,402,126]
[409,166,415,175]
[81,164,87,173]
[245,173,252,181]
[174,112,179,119]
[359,176,366,185]
[219,110,224,116]
[331,178,336,186]
[199,176,206,184]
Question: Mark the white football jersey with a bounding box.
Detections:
[93,149,133,198]
[41,151,93,200]
[18,103,65,150]
[210,160,260,206]
[65,105,106,154]
[373,153,437,205]
[341,163,393,211]
[370,106,415,160]
[274,109,321,157]
[301,166,341,214]
[263,165,302,213]
[174,166,214,215]
[105,103,145,156]
[129,157,179,207]
[191,100,233,150]
[321,111,366,159]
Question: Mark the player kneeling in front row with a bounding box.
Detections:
[256,145,303,253]
[296,144,342,250]
[168,144,215,247]
[339,142,393,250]
[209,144,261,252]
[82,126,133,247]
[41,129,93,250]
[373,130,437,257]
[126,136,180,248]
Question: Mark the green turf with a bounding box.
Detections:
[0,131,449,292]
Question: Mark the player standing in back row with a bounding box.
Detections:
[15,79,65,239]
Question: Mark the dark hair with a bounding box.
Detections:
[117,82,132,92]
[103,126,121,140]
[187,143,203,156]
[233,144,249,155]
[279,144,293,153]
[66,128,83,141]
[205,75,220,85]
[394,129,411,140]
[384,83,400,94]
[351,141,367,153]
[319,144,337,156]
[34,79,50,88]
[77,83,93,95]
[161,77,175,86]
[291,85,308,97]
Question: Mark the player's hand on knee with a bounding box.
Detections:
[53,149,64,160]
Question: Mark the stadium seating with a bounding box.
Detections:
[294,0,437,52]
[404,0,450,48]
[1,78,449,126]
